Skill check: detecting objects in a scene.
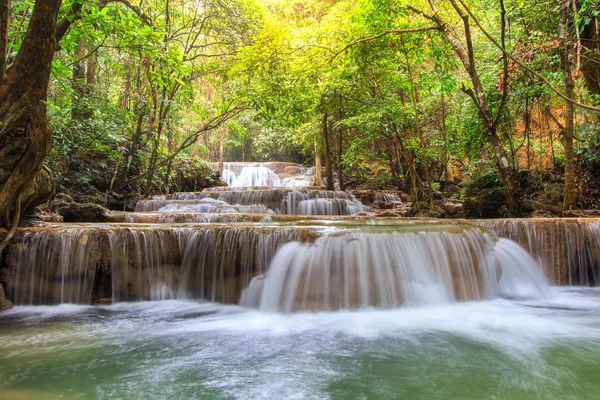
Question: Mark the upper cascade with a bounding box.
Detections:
[134,161,368,216]
[136,188,368,216]
[220,162,316,188]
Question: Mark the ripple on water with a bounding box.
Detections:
[0,288,600,400]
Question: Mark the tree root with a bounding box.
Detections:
[0,192,22,254]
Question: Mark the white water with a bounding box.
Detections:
[4,157,600,398]
[481,218,600,285]
[2,288,600,399]
[158,197,275,214]
[135,189,368,216]
[132,161,369,215]
[9,225,301,305]
[222,162,316,188]
[241,230,551,311]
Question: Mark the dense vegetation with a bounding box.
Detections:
[1,0,600,230]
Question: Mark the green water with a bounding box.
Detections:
[1,288,600,400]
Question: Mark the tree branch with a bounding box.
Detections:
[0,0,9,81]
[56,0,153,44]
[456,0,600,112]
[125,105,249,185]
[494,0,510,126]
[331,26,440,60]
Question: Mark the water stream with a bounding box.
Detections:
[1,288,600,399]
[1,161,600,399]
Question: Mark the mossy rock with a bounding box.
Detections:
[54,201,107,222]
[0,285,13,312]
[461,171,508,218]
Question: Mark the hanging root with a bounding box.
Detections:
[0,192,23,254]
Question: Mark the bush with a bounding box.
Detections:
[461,169,544,218]
[168,157,218,192]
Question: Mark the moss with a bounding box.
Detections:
[169,157,218,192]
[461,171,508,218]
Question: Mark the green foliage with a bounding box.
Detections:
[7,0,599,207]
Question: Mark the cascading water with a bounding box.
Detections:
[240,228,551,311]
[4,161,600,399]
[133,162,367,216]
[8,225,301,305]
[221,162,316,188]
[480,218,600,285]
[4,159,600,312]
[135,188,368,216]
[7,223,553,309]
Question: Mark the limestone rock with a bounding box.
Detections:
[40,211,64,223]
[107,191,143,212]
[0,285,13,312]
[54,193,74,203]
[54,201,107,222]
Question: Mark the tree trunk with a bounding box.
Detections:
[525,97,531,169]
[427,0,518,212]
[313,138,322,187]
[87,50,97,87]
[143,109,159,197]
[219,124,225,178]
[0,0,62,230]
[321,113,334,191]
[0,0,9,80]
[115,111,145,192]
[560,0,577,210]
[488,125,518,211]
[441,92,454,183]
[401,41,434,209]
[72,40,88,120]
[392,126,421,200]
[337,126,344,190]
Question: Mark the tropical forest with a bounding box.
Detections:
[1,1,600,399]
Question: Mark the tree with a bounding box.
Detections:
[0,1,62,246]
[560,0,577,209]
[416,0,518,212]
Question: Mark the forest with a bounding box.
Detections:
[4,2,600,396]
[1,0,600,230]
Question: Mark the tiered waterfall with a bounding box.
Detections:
[3,162,600,310]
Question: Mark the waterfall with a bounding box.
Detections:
[135,189,368,216]
[220,162,316,188]
[122,212,273,224]
[479,219,600,285]
[227,166,282,187]
[9,229,103,305]
[7,218,600,308]
[240,228,551,311]
[494,238,553,299]
[8,226,301,305]
[4,160,600,311]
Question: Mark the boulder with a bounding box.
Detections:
[0,285,13,312]
[54,202,107,222]
[400,193,412,203]
[54,193,74,203]
[439,200,465,218]
[107,191,143,212]
[40,211,64,223]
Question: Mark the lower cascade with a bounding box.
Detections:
[240,230,551,311]
[7,225,300,305]
[5,222,556,311]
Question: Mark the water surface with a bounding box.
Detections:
[1,287,599,399]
